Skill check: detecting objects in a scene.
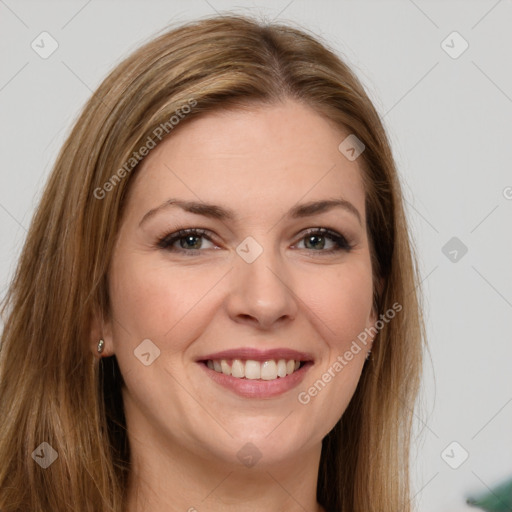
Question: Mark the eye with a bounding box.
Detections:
[294,228,352,254]
[156,227,352,256]
[157,228,217,254]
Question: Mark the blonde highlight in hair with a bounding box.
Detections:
[0,14,425,512]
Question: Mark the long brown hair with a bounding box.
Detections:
[0,14,425,512]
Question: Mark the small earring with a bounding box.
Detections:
[97,339,105,354]
[365,349,372,361]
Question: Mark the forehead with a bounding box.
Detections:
[127,99,366,223]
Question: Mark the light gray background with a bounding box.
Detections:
[1,1,511,510]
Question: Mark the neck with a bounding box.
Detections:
[123,417,325,512]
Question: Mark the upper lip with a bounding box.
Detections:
[198,347,314,362]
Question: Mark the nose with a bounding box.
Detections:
[225,242,299,330]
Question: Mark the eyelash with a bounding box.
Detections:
[156,227,353,255]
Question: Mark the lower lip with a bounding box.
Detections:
[197,361,313,399]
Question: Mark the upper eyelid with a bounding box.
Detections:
[160,227,350,248]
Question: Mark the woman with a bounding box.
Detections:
[0,14,425,512]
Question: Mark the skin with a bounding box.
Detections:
[91,98,378,512]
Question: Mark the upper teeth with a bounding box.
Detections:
[206,359,301,380]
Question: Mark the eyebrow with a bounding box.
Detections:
[139,197,362,227]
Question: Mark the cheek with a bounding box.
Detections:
[109,247,374,356]
[293,261,373,435]
[298,259,374,349]
[108,254,223,346]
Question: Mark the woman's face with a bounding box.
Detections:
[103,99,377,469]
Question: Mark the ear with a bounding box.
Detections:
[89,305,114,358]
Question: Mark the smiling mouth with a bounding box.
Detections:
[200,358,309,381]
